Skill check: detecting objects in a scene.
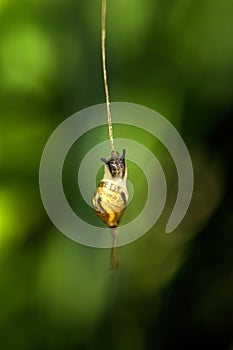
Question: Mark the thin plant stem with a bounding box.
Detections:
[102,1,119,271]
[110,227,119,270]
[102,0,115,155]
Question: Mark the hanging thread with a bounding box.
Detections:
[101,0,115,155]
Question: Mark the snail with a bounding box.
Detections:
[92,149,128,269]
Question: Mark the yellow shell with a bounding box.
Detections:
[93,180,127,227]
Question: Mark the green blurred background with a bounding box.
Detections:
[0,0,233,349]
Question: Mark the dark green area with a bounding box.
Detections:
[0,0,233,349]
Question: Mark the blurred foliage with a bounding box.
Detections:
[0,0,233,349]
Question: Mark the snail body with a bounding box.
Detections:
[93,149,128,269]
[92,149,128,227]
